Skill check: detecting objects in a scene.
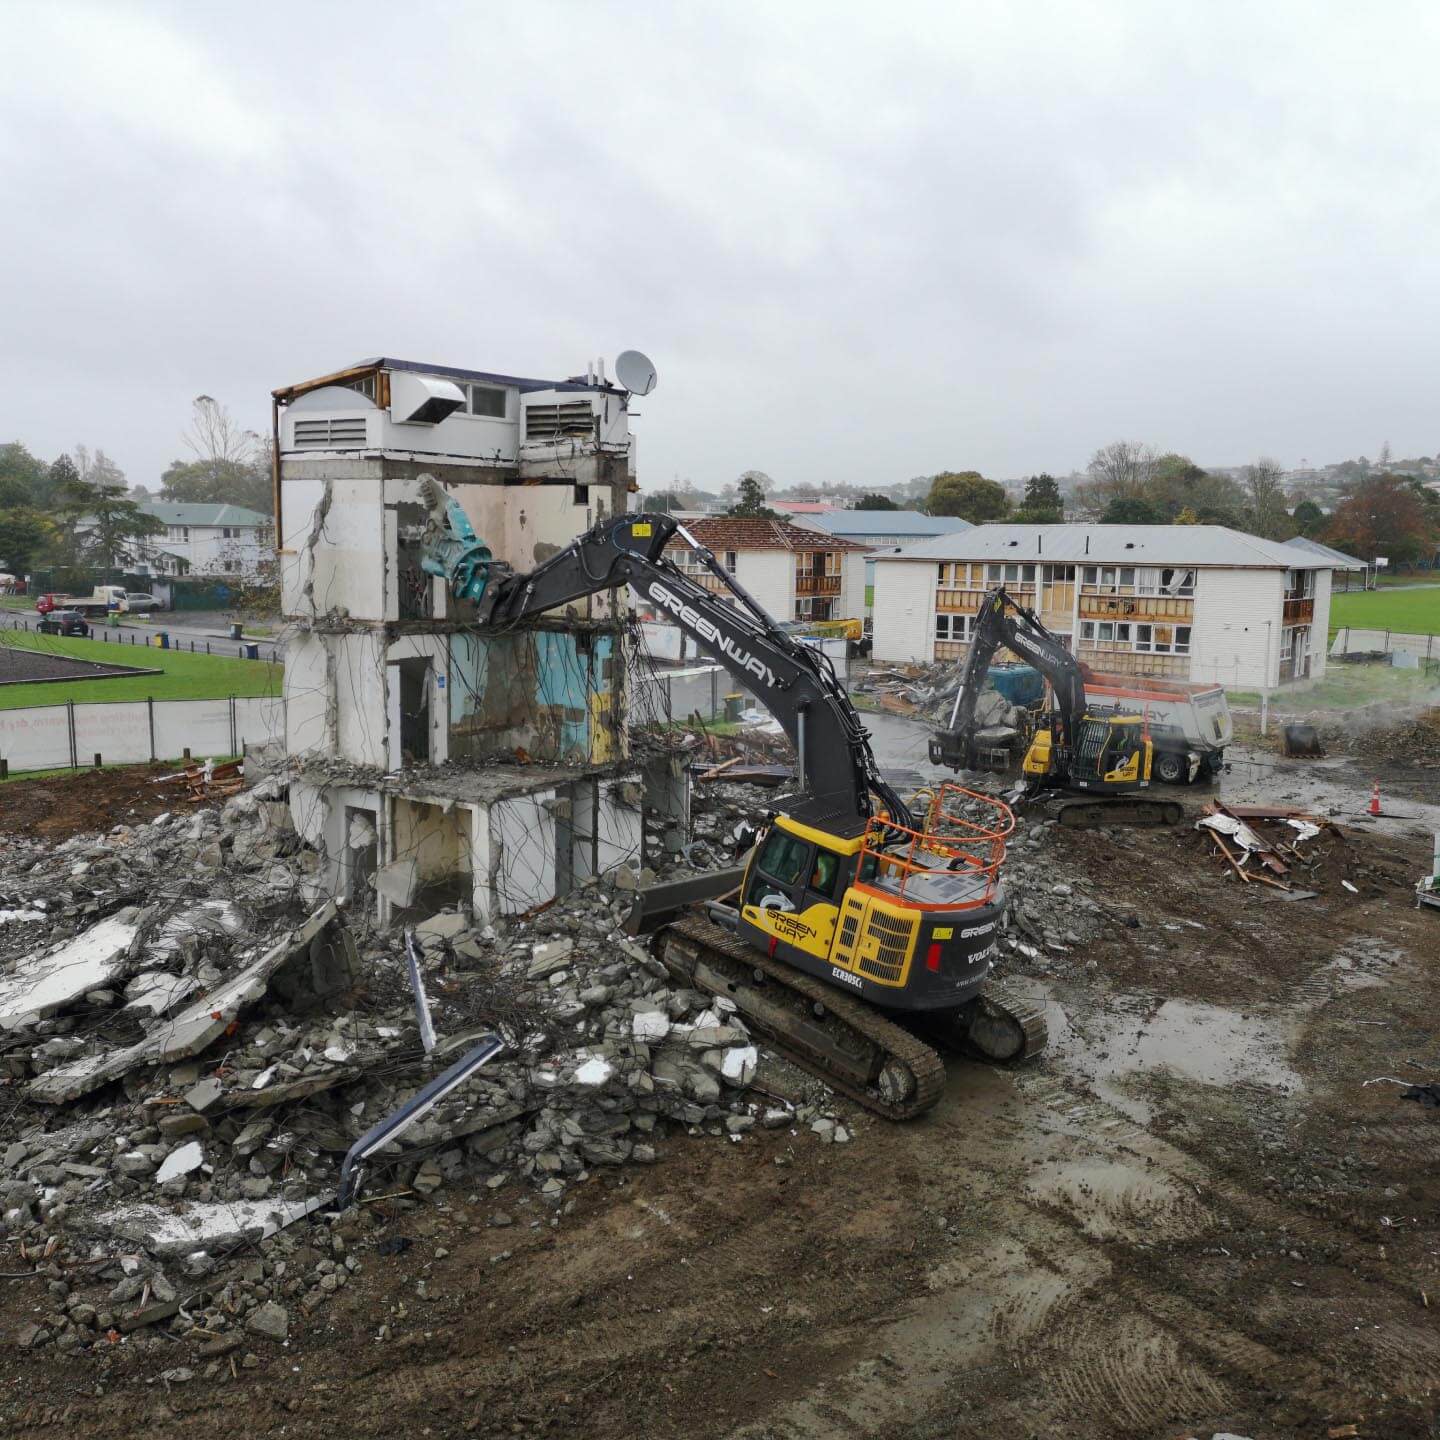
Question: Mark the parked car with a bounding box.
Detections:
[36,609,91,638]
[124,592,162,611]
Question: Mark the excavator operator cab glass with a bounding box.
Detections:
[808,850,841,900]
[756,829,809,888]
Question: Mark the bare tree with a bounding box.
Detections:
[737,469,774,495]
[1072,440,1159,517]
[185,395,259,466]
[1241,457,1291,540]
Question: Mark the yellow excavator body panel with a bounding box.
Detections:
[1022,729,1053,776]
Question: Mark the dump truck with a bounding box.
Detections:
[1075,670,1232,784]
[36,585,129,616]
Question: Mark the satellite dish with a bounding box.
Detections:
[615,349,659,396]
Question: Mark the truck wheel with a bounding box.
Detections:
[1154,751,1187,785]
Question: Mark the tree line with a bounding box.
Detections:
[923,441,1438,562]
[0,397,272,577]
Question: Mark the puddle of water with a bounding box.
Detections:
[1046,994,1303,1122]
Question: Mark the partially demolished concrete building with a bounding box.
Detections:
[271,357,649,924]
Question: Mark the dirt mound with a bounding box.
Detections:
[1318,703,1440,767]
[0,764,200,840]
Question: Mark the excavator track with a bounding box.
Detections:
[918,983,1050,1065]
[659,916,1046,1120]
[1055,795,1184,827]
[661,915,945,1120]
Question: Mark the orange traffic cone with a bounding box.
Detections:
[1369,781,1382,817]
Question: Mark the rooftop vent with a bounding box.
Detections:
[391,372,465,426]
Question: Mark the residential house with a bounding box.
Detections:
[805,510,972,619]
[662,516,868,625]
[134,502,273,577]
[872,524,1337,689]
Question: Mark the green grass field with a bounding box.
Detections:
[1330,585,1440,635]
[0,628,279,710]
[1226,663,1436,711]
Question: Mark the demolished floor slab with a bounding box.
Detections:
[28,902,343,1104]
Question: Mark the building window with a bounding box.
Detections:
[1134,623,1192,654]
[935,614,971,642]
[1135,566,1196,596]
[468,384,507,418]
[1284,569,1315,599]
[1041,564,1075,583]
[724,551,738,573]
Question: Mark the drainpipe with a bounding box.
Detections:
[1260,618,1273,736]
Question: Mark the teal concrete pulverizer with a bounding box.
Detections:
[419,478,495,603]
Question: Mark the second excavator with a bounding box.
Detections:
[420,486,1046,1119]
[929,587,1184,826]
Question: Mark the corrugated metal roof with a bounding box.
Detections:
[806,511,973,539]
[1282,535,1366,568]
[672,516,869,552]
[138,502,271,527]
[880,523,1335,569]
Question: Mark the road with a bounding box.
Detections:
[1,608,283,662]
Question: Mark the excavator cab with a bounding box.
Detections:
[1025,714,1146,794]
[1023,713,1152,791]
[736,787,1015,1014]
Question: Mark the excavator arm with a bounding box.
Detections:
[419,481,910,828]
[929,587,1087,769]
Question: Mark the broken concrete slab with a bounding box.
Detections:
[90,1194,331,1258]
[184,1078,223,1113]
[416,910,468,941]
[155,1140,205,1183]
[28,902,344,1104]
[0,909,140,1031]
[122,970,199,1019]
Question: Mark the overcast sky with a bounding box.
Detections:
[4,2,1439,494]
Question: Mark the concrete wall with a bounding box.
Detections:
[1190,568,1284,689]
[0,694,285,774]
[871,559,936,663]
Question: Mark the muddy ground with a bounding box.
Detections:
[2,734,1439,1439]
[0,763,206,842]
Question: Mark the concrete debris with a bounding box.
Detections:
[0,767,852,1367]
[0,909,140,1030]
[245,1301,290,1343]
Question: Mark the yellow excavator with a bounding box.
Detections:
[420,491,1046,1118]
[929,587,1183,826]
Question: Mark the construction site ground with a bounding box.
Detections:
[3,723,1439,1439]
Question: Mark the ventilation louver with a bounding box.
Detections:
[293,416,368,449]
[523,401,597,444]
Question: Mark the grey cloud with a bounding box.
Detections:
[3,0,1439,491]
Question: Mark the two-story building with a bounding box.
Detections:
[871,524,1336,689]
[138,502,273,577]
[661,516,869,625]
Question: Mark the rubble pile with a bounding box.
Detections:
[0,778,843,1362]
[1313,702,1440,769]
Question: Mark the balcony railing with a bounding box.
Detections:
[795,574,841,596]
[1283,598,1314,624]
